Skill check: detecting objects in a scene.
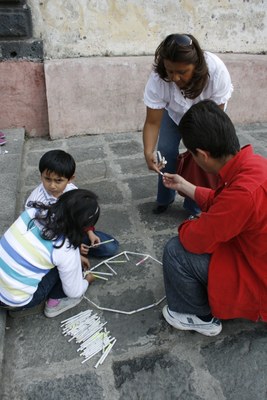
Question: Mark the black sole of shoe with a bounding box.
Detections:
[152,201,174,214]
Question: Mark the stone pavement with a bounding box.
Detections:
[0,128,25,386]
[1,124,267,400]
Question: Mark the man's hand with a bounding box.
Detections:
[162,173,184,190]
[163,173,197,200]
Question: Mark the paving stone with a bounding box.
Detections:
[109,140,143,157]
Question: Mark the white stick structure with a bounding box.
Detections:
[86,250,165,314]
[83,295,166,315]
[104,262,117,275]
[92,274,108,281]
[90,251,126,271]
[135,255,149,266]
[89,271,113,276]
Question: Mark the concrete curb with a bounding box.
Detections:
[0,128,25,386]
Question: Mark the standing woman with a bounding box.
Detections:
[0,189,98,318]
[143,33,233,214]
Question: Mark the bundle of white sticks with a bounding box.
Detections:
[61,309,116,368]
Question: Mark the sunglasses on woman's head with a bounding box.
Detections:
[167,34,193,47]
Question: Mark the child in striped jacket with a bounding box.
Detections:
[0,189,100,318]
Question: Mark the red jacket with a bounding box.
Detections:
[179,145,267,321]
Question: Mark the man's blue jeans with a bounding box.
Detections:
[163,236,211,316]
[157,110,200,215]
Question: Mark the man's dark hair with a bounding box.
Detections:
[179,100,240,158]
[39,150,76,179]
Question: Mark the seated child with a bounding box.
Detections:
[25,149,119,258]
[0,189,99,318]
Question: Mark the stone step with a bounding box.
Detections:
[0,127,25,383]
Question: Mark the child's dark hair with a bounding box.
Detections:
[39,150,76,180]
[179,100,240,158]
[29,189,100,249]
[154,33,208,99]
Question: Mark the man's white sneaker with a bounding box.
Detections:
[162,305,222,336]
[44,297,83,318]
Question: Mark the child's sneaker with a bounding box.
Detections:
[162,305,222,336]
[44,297,83,318]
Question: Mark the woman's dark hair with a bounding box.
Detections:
[39,149,76,180]
[154,33,208,99]
[28,189,100,249]
[179,100,240,158]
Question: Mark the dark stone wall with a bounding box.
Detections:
[0,0,43,60]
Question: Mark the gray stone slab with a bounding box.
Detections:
[113,353,203,400]
[65,134,104,148]
[126,175,158,200]
[25,138,65,151]
[83,180,124,205]
[200,324,267,400]
[24,172,41,188]
[116,156,149,176]
[23,145,102,168]
[23,372,104,400]
[67,145,106,163]
[0,310,6,386]
[137,200,189,231]
[75,160,112,183]
[0,127,24,389]
[96,208,134,239]
[109,140,143,157]
[104,131,143,143]
[0,7,32,39]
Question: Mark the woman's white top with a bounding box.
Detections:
[144,51,233,124]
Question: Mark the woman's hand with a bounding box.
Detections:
[144,151,162,173]
[143,107,164,173]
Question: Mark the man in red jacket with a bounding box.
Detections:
[162,100,267,336]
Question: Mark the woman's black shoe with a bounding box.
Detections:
[152,200,174,214]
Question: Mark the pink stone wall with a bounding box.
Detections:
[0,55,266,139]
[45,54,267,139]
[0,61,49,137]
[221,54,267,124]
[44,56,151,139]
